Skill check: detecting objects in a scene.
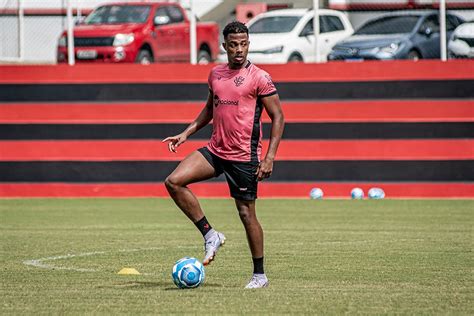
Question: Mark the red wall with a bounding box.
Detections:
[1,60,473,84]
[1,60,473,198]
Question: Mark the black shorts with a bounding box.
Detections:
[198,147,259,201]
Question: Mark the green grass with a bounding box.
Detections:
[1,198,472,315]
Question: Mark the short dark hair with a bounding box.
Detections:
[223,21,248,39]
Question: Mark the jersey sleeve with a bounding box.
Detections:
[207,69,214,93]
[256,70,277,97]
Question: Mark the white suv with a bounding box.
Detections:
[219,9,353,63]
[448,21,474,58]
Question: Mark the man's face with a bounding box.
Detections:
[223,32,249,69]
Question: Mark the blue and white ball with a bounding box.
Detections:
[310,187,324,199]
[368,187,385,199]
[351,187,364,199]
[172,257,205,289]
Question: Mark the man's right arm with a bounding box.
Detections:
[162,92,213,153]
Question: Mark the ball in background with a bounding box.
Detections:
[172,257,205,289]
[368,187,386,199]
[351,187,364,199]
[310,187,324,199]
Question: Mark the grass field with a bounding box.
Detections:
[1,198,472,314]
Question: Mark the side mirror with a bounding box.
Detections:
[75,16,86,25]
[419,26,433,37]
[154,16,170,26]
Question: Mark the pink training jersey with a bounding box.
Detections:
[207,61,277,162]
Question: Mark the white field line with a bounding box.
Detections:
[23,251,104,272]
[23,246,194,273]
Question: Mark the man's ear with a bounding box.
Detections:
[222,42,227,51]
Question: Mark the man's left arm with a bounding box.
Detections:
[256,94,285,181]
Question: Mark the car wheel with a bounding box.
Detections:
[197,50,212,64]
[288,53,303,63]
[136,49,153,65]
[407,50,421,61]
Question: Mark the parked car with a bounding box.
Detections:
[218,9,353,63]
[328,11,464,61]
[448,21,474,58]
[57,2,219,64]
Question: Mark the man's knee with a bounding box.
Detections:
[237,202,256,224]
[164,175,183,193]
[239,210,252,224]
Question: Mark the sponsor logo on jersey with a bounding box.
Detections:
[214,95,239,108]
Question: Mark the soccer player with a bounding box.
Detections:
[163,21,284,289]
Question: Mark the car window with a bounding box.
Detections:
[167,5,184,23]
[420,15,440,33]
[249,16,302,33]
[85,5,151,24]
[446,15,461,31]
[355,15,420,35]
[300,17,327,34]
[324,15,345,32]
[155,7,168,21]
[446,16,456,31]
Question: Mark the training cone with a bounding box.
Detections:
[117,268,141,275]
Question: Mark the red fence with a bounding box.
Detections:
[0,60,473,198]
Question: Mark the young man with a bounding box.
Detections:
[163,21,284,289]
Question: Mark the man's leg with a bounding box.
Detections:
[164,150,225,265]
[235,199,268,288]
[164,151,215,222]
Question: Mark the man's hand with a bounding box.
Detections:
[256,157,274,181]
[162,133,187,153]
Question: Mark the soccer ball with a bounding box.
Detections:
[309,187,324,199]
[172,257,205,289]
[368,187,385,199]
[351,187,364,199]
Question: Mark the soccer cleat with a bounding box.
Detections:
[203,231,226,266]
[244,274,269,289]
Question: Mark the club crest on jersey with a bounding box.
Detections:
[234,76,245,87]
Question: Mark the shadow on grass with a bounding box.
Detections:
[98,281,223,290]
[164,282,223,291]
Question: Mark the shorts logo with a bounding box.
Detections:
[239,187,248,191]
[213,95,239,108]
[234,76,245,87]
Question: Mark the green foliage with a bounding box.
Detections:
[1,198,472,314]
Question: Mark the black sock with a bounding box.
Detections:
[252,257,264,274]
[194,216,212,237]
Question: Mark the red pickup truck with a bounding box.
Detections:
[57,2,219,64]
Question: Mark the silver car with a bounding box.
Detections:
[328,11,464,61]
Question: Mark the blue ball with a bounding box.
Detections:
[309,188,323,199]
[368,187,385,199]
[172,257,205,289]
[351,187,364,199]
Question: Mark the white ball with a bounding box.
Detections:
[351,187,364,199]
[368,187,385,199]
[172,257,205,289]
[309,187,324,199]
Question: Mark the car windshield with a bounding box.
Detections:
[249,16,302,33]
[355,15,420,35]
[85,5,151,24]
